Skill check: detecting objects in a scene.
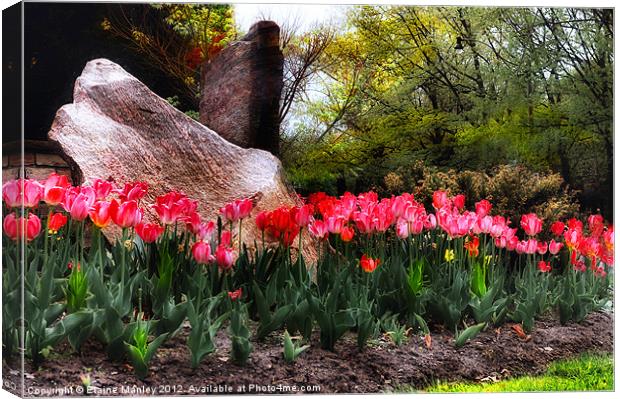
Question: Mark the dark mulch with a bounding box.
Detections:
[2,311,613,396]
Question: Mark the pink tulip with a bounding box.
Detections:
[109,199,143,228]
[196,221,216,241]
[220,198,253,223]
[549,239,563,255]
[215,244,236,270]
[62,186,96,221]
[294,204,314,228]
[3,213,41,241]
[520,213,542,236]
[424,214,437,229]
[25,214,41,241]
[2,180,21,208]
[91,178,114,200]
[353,211,373,234]
[192,241,214,264]
[23,179,43,208]
[396,221,409,239]
[326,215,345,234]
[308,220,328,240]
[3,213,18,240]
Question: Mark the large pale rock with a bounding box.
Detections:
[48,58,313,259]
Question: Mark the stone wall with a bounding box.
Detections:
[2,140,76,183]
[200,21,283,156]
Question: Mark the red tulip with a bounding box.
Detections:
[48,212,68,233]
[602,227,613,252]
[550,221,565,236]
[564,228,581,252]
[549,239,563,255]
[109,199,143,228]
[432,190,449,209]
[255,211,269,231]
[184,211,202,235]
[89,201,112,228]
[136,222,164,243]
[567,218,583,232]
[113,181,148,202]
[520,213,542,236]
[228,288,242,301]
[62,186,96,221]
[215,244,236,270]
[43,173,70,205]
[475,200,492,217]
[537,260,551,273]
[464,235,480,257]
[537,241,548,255]
[340,225,355,242]
[360,254,380,273]
[220,230,232,246]
[588,214,604,237]
[453,194,466,210]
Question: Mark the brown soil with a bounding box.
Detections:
[2,311,613,396]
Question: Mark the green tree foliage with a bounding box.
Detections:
[285,6,612,216]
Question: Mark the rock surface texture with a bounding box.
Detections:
[200,21,283,156]
[48,58,310,257]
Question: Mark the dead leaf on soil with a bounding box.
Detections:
[478,375,500,383]
[424,334,432,350]
[511,324,529,340]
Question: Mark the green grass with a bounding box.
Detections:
[403,353,613,393]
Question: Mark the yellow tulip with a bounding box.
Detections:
[444,249,455,262]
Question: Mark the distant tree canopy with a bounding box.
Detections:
[282,6,613,217]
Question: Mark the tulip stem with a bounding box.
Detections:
[238,219,243,253]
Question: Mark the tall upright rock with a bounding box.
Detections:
[48,58,313,258]
[200,21,283,156]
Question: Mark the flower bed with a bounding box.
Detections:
[2,174,614,386]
